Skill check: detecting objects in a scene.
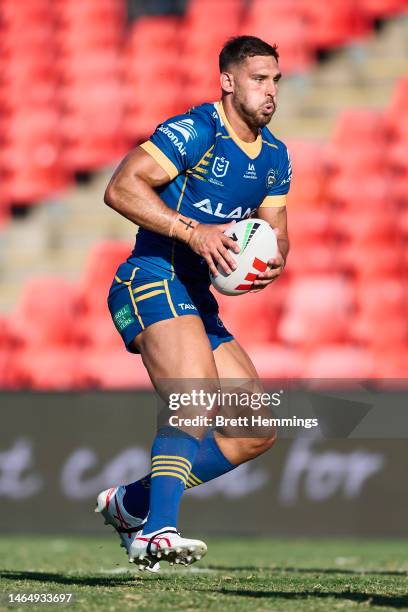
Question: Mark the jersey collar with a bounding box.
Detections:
[216,101,262,160]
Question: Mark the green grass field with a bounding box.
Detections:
[0,536,407,611]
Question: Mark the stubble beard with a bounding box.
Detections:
[234,95,275,131]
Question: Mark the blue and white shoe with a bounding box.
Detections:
[95,486,160,572]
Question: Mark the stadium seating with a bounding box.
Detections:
[302,345,374,378]
[76,348,152,389]
[358,0,408,19]
[6,277,78,349]
[77,241,132,317]
[0,0,406,212]
[248,343,303,378]
[10,347,80,390]
[302,0,371,50]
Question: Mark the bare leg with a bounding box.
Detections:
[131,315,219,439]
[212,339,277,465]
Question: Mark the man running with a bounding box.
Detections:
[96,35,291,570]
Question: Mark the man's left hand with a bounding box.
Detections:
[251,250,285,292]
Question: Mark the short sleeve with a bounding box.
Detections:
[140,112,214,180]
[260,143,292,208]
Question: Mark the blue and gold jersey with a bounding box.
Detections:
[130,101,292,280]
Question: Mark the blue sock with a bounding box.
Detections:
[123,431,235,519]
[141,426,200,534]
[185,430,235,489]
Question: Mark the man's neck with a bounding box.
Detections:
[221,96,259,143]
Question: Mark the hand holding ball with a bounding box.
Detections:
[210,219,278,295]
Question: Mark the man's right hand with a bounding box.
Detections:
[188,221,240,277]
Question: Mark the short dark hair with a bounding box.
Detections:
[219,35,279,72]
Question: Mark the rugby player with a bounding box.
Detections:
[96,36,291,570]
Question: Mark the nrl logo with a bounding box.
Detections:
[212,156,230,178]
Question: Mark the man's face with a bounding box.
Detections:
[224,55,282,129]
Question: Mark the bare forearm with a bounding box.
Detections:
[104,175,179,238]
[278,236,289,264]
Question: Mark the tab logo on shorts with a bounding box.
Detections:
[178,303,197,311]
[212,156,230,178]
[113,304,135,332]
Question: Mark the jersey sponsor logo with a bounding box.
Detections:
[168,118,197,142]
[280,151,293,185]
[113,305,135,332]
[178,303,197,311]
[244,162,257,180]
[212,156,230,178]
[266,168,277,188]
[193,198,253,219]
[157,125,187,156]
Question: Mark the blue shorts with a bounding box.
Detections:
[108,262,233,353]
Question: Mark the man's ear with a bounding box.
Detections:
[220,71,234,94]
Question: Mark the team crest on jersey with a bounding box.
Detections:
[212,156,230,178]
[266,168,277,188]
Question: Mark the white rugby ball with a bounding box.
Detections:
[210,218,278,296]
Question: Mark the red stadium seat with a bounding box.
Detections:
[76,348,152,390]
[334,210,397,242]
[123,91,183,142]
[0,81,57,113]
[55,21,122,53]
[216,289,281,344]
[355,280,407,315]
[7,278,78,349]
[248,343,303,378]
[0,25,54,54]
[3,109,61,142]
[371,345,408,379]
[302,345,374,378]
[1,55,56,83]
[302,0,370,49]
[328,174,392,210]
[358,0,408,19]
[54,1,125,24]
[388,129,408,172]
[240,17,313,74]
[187,0,243,18]
[289,209,333,242]
[127,16,180,53]
[0,347,15,389]
[330,109,387,148]
[351,313,407,346]
[1,1,51,25]
[278,275,354,345]
[286,242,344,276]
[286,139,327,207]
[124,49,181,84]
[10,347,81,390]
[78,241,133,317]
[75,311,124,350]
[385,78,408,134]
[341,243,403,279]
